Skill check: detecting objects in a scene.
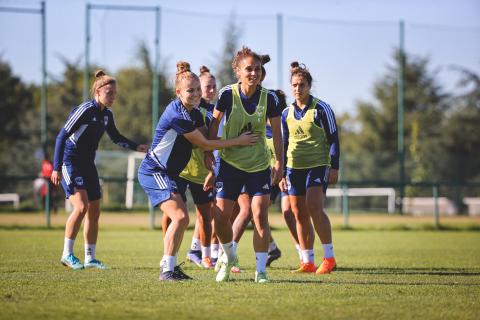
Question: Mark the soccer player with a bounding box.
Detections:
[207,47,283,283]
[51,70,149,270]
[138,61,258,281]
[179,66,217,269]
[279,62,340,274]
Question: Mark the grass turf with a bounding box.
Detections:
[1,227,479,320]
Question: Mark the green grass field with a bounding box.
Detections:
[1,214,480,319]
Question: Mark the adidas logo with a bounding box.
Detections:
[294,127,307,138]
[314,178,321,183]
[262,184,269,190]
[92,117,96,121]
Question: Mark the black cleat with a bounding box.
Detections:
[266,247,282,267]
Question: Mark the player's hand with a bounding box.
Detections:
[279,178,288,193]
[236,131,259,146]
[136,144,149,153]
[51,170,61,186]
[271,160,283,186]
[329,169,339,184]
[204,151,215,171]
[203,171,215,191]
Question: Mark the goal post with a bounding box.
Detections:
[125,151,146,209]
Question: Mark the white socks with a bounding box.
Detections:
[191,237,201,251]
[220,242,236,263]
[85,244,96,263]
[255,252,268,273]
[201,246,211,259]
[268,241,277,252]
[322,243,334,259]
[161,255,177,272]
[211,243,219,259]
[301,249,315,263]
[62,237,74,257]
[295,244,302,261]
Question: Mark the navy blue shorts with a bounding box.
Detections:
[285,166,330,196]
[177,177,214,205]
[215,159,271,201]
[138,171,180,207]
[61,160,101,201]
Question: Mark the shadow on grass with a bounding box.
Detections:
[337,266,480,276]
[0,225,64,231]
[335,224,480,232]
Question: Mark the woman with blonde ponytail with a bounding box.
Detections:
[138,61,258,281]
[51,70,149,270]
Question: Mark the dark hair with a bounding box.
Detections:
[275,89,288,111]
[290,61,313,87]
[90,69,116,98]
[260,54,270,82]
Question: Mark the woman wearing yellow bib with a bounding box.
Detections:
[280,62,340,275]
[207,47,283,283]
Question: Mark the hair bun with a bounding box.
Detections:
[176,61,191,75]
[260,54,271,65]
[199,65,210,74]
[95,69,106,78]
[290,61,300,70]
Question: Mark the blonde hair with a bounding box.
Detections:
[90,70,116,98]
[290,61,312,87]
[175,61,199,91]
[199,65,215,80]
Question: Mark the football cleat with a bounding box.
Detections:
[316,257,337,274]
[173,262,193,280]
[231,259,242,273]
[60,254,84,270]
[84,259,108,269]
[215,256,236,282]
[201,257,214,269]
[291,262,317,273]
[186,249,202,267]
[266,247,282,267]
[255,271,270,283]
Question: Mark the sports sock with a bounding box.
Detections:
[268,240,277,252]
[322,243,334,258]
[62,237,74,257]
[201,246,211,258]
[301,249,315,263]
[255,252,268,273]
[295,243,302,261]
[190,237,201,251]
[211,243,219,259]
[161,255,176,272]
[84,243,96,262]
[220,242,235,263]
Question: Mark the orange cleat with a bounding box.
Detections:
[201,257,214,269]
[316,257,337,274]
[291,262,317,273]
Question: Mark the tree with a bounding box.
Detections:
[0,58,36,177]
[343,50,448,188]
[215,14,242,88]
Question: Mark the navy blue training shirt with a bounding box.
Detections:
[53,99,138,170]
[139,99,205,176]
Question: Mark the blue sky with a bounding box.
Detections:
[1,0,479,115]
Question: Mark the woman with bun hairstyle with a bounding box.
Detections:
[51,70,149,270]
[178,66,217,269]
[279,62,340,274]
[207,47,283,283]
[138,62,257,281]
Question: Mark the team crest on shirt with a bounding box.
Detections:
[104,116,108,126]
[215,182,223,193]
[75,177,84,186]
